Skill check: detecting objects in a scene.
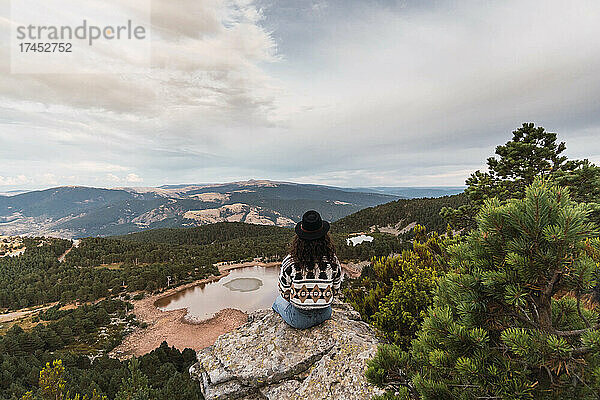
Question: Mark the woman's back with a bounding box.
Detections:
[278,254,342,309]
[272,210,341,329]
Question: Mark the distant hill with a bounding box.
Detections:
[114,221,292,245]
[347,186,464,198]
[0,180,397,238]
[331,193,467,234]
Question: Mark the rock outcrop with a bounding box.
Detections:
[190,302,383,400]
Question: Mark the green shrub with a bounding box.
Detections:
[369,179,600,399]
[132,293,144,301]
[345,225,454,348]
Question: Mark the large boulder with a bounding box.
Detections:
[189,302,383,400]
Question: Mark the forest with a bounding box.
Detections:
[0,223,294,310]
[113,222,291,245]
[331,193,467,234]
[0,298,200,399]
[0,220,413,311]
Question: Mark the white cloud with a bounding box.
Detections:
[0,175,31,186]
[0,0,281,119]
[40,174,59,186]
[104,173,144,184]
[105,174,122,183]
[125,173,143,183]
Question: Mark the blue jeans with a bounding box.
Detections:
[272,295,332,329]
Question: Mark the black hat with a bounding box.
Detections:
[295,210,330,240]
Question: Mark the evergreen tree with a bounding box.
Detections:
[368,179,600,399]
[442,123,600,229]
[554,159,600,225]
[39,360,66,400]
[21,360,106,400]
[115,358,151,400]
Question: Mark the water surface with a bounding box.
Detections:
[155,266,280,321]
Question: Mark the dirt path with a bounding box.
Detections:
[0,304,55,323]
[58,239,79,262]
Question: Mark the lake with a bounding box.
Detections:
[155,265,280,321]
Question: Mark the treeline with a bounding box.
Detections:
[331,194,467,234]
[67,235,290,267]
[1,303,199,399]
[115,222,409,262]
[0,238,219,310]
[114,222,292,246]
[0,238,71,309]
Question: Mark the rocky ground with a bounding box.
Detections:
[190,301,383,400]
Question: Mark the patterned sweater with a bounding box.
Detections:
[278,254,342,310]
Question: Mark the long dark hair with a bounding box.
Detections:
[290,233,336,269]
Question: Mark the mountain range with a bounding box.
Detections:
[349,186,464,198]
[0,180,463,238]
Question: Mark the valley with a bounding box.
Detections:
[0,211,406,399]
[2,0,595,396]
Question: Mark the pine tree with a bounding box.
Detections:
[441,123,600,229]
[368,179,600,399]
[554,159,600,225]
[21,360,106,400]
[115,358,151,400]
[39,360,66,400]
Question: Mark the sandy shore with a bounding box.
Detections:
[110,260,359,358]
[110,261,278,358]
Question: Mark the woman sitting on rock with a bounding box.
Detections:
[272,210,342,329]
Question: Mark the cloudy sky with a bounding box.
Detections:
[1,0,600,191]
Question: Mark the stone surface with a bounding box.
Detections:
[190,301,383,400]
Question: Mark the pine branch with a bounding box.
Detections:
[572,347,593,357]
[543,270,561,298]
[516,305,536,326]
[556,326,600,337]
[572,372,600,400]
[576,288,592,329]
[497,303,539,329]
[542,365,554,385]
[526,294,540,324]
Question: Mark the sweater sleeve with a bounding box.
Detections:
[279,255,292,301]
[332,255,342,293]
